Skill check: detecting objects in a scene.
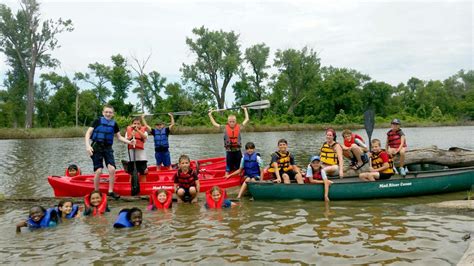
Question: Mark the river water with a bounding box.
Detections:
[0,126,473,264]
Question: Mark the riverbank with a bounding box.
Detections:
[1,121,473,139]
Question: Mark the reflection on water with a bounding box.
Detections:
[0,126,473,264]
[1,197,472,264]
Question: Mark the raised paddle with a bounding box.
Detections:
[364,109,375,151]
[132,111,193,116]
[129,136,140,196]
[214,100,271,112]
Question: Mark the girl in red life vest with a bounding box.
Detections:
[360,139,395,181]
[126,115,149,182]
[83,190,109,216]
[205,186,237,209]
[385,119,408,176]
[148,189,173,210]
[305,156,333,202]
[65,164,81,177]
[341,129,369,170]
[174,155,200,203]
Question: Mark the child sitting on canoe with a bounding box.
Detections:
[174,155,200,203]
[320,128,345,178]
[16,206,59,233]
[208,107,249,175]
[125,114,149,182]
[359,139,395,181]
[113,207,143,228]
[205,186,237,209]
[225,142,264,199]
[341,129,369,170]
[83,190,110,216]
[149,113,175,170]
[56,200,80,220]
[66,164,80,177]
[306,155,333,202]
[268,139,304,184]
[148,189,173,210]
[386,118,408,176]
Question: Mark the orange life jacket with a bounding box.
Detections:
[127,126,147,150]
[205,188,227,209]
[224,124,241,149]
[84,193,108,216]
[148,190,173,210]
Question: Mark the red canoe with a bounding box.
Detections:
[48,157,240,197]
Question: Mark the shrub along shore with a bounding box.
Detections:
[0,121,472,140]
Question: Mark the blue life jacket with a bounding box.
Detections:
[113,210,133,228]
[27,208,57,229]
[91,117,116,145]
[153,128,169,148]
[243,152,260,177]
[55,204,79,219]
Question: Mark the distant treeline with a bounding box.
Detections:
[1,1,473,129]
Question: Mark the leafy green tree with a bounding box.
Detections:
[0,0,73,128]
[362,81,393,117]
[1,65,27,127]
[108,54,132,116]
[272,47,322,115]
[181,26,241,109]
[74,63,111,112]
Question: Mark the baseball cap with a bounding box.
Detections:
[391,118,401,125]
[310,155,321,162]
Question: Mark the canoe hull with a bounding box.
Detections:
[248,167,474,200]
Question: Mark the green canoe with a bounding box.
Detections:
[247,167,474,200]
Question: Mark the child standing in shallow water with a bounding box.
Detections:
[174,155,200,203]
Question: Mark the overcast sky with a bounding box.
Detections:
[0,0,472,103]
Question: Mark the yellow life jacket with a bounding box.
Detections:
[267,151,293,173]
[320,142,339,165]
[371,150,394,174]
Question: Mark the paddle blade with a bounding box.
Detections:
[243,100,271,109]
[171,111,193,116]
[364,109,375,150]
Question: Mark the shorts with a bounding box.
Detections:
[226,150,242,172]
[176,187,195,202]
[91,144,116,171]
[273,169,297,180]
[155,151,171,167]
[378,173,393,180]
[126,160,148,175]
[244,175,260,181]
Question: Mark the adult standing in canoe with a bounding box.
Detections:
[85,105,135,200]
[125,115,148,182]
[320,128,344,178]
[208,107,249,175]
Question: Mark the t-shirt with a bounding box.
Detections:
[305,165,328,180]
[173,169,198,188]
[377,151,390,163]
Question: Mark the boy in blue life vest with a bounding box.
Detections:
[225,142,264,199]
[85,105,135,200]
[16,206,59,233]
[208,107,249,175]
[149,113,175,170]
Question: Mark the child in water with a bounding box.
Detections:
[57,200,80,219]
[148,189,173,210]
[306,156,333,202]
[16,206,59,232]
[174,155,200,203]
[113,207,143,228]
[205,186,237,209]
[83,190,109,216]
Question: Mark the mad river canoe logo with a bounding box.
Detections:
[379,182,412,188]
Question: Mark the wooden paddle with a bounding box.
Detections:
[214,100,271,112]
[364,109,375,151]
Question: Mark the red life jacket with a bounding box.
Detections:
[148,190,173,210]
[65,167,81,177]
[344,133,364,147]
[387,129,407,148]
[224,124,241,149]
[205,188,227,209]
[84,193,108,216]
[312,169,323,180]
[175,169,197,189]
[127,126,147,150]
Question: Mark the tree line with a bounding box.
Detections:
[1,0,473,129]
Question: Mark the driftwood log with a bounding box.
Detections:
[344,146,474,176]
